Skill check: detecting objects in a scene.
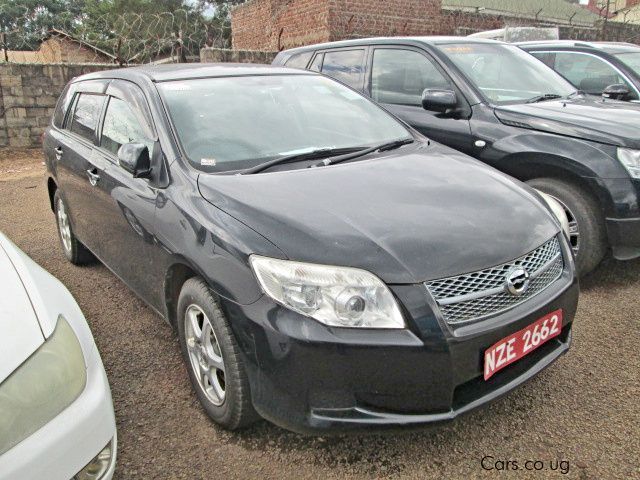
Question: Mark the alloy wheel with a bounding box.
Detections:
[184,304,226,406]
[549,194,580,255]
[57,198,72,253]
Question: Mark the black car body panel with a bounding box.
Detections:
[198,143,557,283]
[44,63,577,433]
[273,37,640,261]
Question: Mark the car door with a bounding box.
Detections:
[530,49,640,100]
[53,82,109,253]
[365,46,474,154]
[90,80,165,309]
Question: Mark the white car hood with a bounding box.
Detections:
[0,243,45,383]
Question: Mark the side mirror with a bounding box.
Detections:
[421,88,458,113]
[602,83,630,101]
[117,143,152,179]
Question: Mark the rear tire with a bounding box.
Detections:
[177,277,259,430]
[53,191,95,265]
[527,178,607,276]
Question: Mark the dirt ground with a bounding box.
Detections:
[0,149,638,479]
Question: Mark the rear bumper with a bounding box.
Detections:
[607,216,640,260]
[222,263,579,435]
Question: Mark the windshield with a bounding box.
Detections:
[438,43,577,105]
[158,74,411,172]
[614,51,640,76]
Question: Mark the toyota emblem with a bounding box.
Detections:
[505,267,530,296]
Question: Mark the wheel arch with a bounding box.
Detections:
[164,258,202,329]
[497,152,614,215]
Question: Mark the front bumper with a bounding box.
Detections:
[607,216,640,260]
[0,344,117,480]
[221,264,579,434]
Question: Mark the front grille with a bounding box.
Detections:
[425,237,564,324]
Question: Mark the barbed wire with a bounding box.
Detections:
[0,6,231,65]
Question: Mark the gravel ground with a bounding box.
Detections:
[0,149,638,480]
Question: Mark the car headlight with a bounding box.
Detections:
[0,315,86,455]
[250,255,405,328]
[617,147,640,179]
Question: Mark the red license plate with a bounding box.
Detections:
[484,309,563,381]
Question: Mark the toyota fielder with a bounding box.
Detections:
[43,64,578,434]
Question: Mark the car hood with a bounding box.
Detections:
[198,143,559,284]
[0,242,44,384]
[495,96,640,149]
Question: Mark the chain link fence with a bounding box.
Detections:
[0,5,231,65]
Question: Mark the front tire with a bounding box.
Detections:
[53,191,95,265]
[527,178,607,276]
[177,277,258,430]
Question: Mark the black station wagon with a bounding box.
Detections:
[275,37,640,276]
[44,64,577,433]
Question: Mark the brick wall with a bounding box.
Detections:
[0,63,114,148]
[231,0,640,51]
[232,0,332,50]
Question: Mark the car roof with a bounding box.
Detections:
[516,40,640,54]
[73,63,311,84]
[280,36,505,54]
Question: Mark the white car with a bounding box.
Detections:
[0,232,116,480]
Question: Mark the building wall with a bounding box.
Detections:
[232,0,332,51]
[0,63,114,148]
[3,37,113,64]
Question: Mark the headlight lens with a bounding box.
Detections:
[0,315,86,455]
[250,255,405,328]
[617,147,640,179]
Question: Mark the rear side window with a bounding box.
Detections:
[100,97,153,156]
[309,53,323,72]
[285,52,313,69]
[321,49,365,88]
[69,93,104,142]
[371,49,451,106]
[52,84,73,128]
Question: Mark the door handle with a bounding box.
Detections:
[86,168,100,186]
[54,146,63,161]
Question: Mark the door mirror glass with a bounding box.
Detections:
[117,143,152,178]
[602,83,631,101]
[421,88,458,112]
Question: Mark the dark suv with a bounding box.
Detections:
[44,64,577,434]
[518,40,640,101]
[274,37,640,275]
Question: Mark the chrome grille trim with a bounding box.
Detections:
[425,237,564,324]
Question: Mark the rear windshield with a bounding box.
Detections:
[158,74,410,172]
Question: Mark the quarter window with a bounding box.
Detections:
[69,93,104,142]
[101,97,153,156]
[371,49,451,106]
[285,52,313,69]
[320,49,365,88]
[549,51,636,98]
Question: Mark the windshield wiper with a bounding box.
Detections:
[241,147,363,174]
[309,138,415,168]
[526,93,563,104]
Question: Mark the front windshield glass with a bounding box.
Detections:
[438,43,577,105]
[614,51,640,76]
[158,74,411,172]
